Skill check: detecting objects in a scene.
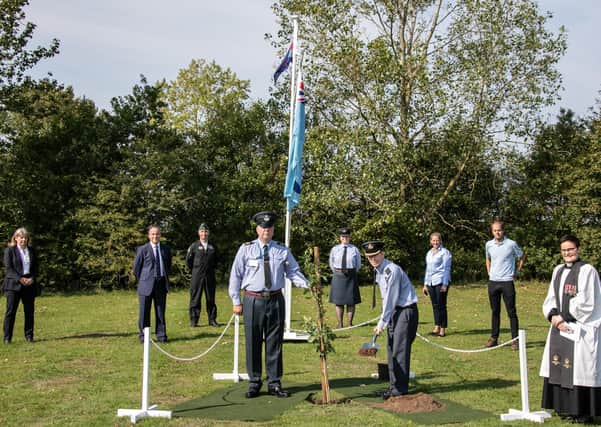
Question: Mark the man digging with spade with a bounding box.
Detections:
[363,240,419,399]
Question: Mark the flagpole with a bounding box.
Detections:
[284,17,307,341]
[284,15,298,250]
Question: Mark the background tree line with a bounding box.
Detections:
[0,0,599,291]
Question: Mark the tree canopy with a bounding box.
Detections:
[3,1,599,291]
[0,0,59,89]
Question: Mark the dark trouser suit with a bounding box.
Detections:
[387,304,418,395]
[138,277,167,341]
[3,286,36,341]
[487,280,519,339]
[189,276,217,324]
[427,284,448,328]
[243,292,285,386]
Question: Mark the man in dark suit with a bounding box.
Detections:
[186,223,220,327]
[133,225,172,343]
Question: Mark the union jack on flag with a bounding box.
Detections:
[273,41,294,84]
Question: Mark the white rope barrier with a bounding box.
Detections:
[287,316,380,334]
[416,332,518,353]
[415,328,551,423]
[333,316,380,332]
[150,314,235,362]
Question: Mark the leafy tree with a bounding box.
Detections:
[0,79,109,289]
[0,0,59,89]
[504,108,597,278]
[272,0,566,279]
[565,109,601,266]
[161,61,290,273]
[72,77,189,289]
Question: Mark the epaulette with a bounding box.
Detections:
[244,242,252,246]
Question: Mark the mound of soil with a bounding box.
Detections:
[358,348,378,357]
[372,392,444,413]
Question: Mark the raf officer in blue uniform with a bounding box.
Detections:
[228,211,309,398]
[329,227,362,328]
[363,240,418,399]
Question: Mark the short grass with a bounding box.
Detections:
[0,281,577,426]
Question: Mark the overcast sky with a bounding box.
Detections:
[24,0,601,120]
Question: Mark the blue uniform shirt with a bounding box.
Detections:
[424,246,452,286]
[375,259,418,330]
[228,239,309,305]
[485,237,524,281]
[329,243,361,271]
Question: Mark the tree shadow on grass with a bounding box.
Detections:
[56,331,135,340]
[414,377,518,395]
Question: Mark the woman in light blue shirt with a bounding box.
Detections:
[423,232,452,337]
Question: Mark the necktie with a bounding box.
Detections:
[263,245,272,289]
[341,246,348,270]
[154,245,161,277]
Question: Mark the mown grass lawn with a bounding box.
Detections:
[0,281,578,426]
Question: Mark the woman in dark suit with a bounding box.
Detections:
[3,227,39,344]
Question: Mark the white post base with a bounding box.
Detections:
[117,327,171,423]
[501,409,552,423]
[212,372,250,382]
[117,406,172,424]
[500,329,552,423]
[284,330,310,341]
[212,315,249,382]
[370,371,416,379]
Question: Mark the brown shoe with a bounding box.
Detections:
[485,337,498,348]
[511,340,519,351]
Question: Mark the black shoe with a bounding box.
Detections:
[25,337,33,342]
[572,415,593,424]
[376,389,404,400]
[268,384,290,398]
[157,337,168,343]
[3,338,10,344]
[485,337,498,348]
[190,320,198,327]
[209,320,221,327]
[245,382,262,399]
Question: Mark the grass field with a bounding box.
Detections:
[0,281,581,426]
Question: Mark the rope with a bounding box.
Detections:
[332,316,380,332]
[287,316,380,334]
[416,332,518,353]
[150,313,235,362]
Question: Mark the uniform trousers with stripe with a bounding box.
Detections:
[243,292,285,386]
[387,304,419,394]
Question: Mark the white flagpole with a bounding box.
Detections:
[284,17,307,341]
[284,16,298,250]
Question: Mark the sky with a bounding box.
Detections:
[24,0,601,120]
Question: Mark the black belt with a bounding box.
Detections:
[334,268,349,273]
[395,303,417,310]
[244,289,282,299]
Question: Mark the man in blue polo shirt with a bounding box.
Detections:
[485,220,525,350]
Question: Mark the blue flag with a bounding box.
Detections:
[273,41,293,84]
[283,78,306,210]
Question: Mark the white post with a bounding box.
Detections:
[141,325,150,411]
[500,329,552,423]
[518,329,530,413]
[213,315,249,381]
[117,327,172,423]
